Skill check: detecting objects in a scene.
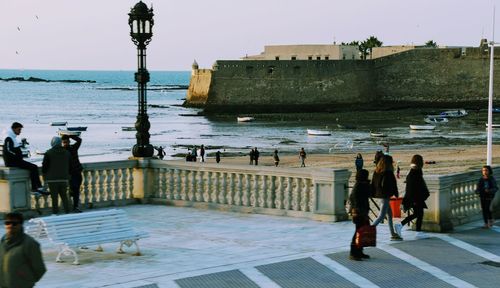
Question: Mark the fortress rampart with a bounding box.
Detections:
[185,47,500,113]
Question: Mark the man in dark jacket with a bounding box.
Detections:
[43,136,71,214]
[0,212,46,288]
[62,134,83,212]
[2,122,47,195]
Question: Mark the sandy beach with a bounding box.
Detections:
[185,145,500,176]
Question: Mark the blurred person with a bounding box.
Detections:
[43,136,71,215]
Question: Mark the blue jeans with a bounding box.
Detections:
[372,198,396,236]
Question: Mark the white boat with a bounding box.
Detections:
[410,125,436,130]
[307,129,331,136]
[440,109,468,118]
[370,131,387,137]
[121,126,136,131]
[424,117,449,124]
[58,130,82,136]
[50,121,68,126]
[237,116,255,122]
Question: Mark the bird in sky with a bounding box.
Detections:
[17,26,21,31]
[35,15,39,19]
[15,51,19,55]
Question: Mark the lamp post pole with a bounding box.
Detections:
[129,1,154,157]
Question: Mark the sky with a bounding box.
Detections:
[1,0,500,71]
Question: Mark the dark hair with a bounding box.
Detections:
[61,135,70,141]
[411,154,424,169]
[483,165,493,175]
[5,212,24,224]
[355,169,369,181]
[11,122,23,129]
[375,154,394,173]
[373,150,384,164]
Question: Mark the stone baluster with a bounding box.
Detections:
[168,169,174,200]
[205,171,212,202]
[235,174,243,206]
[127,168,134,199]
[97,170,105,202]
[300,178,310,212]
[105,169,113,202]
[292,178,300,211]
[213,172,220,204]
[120,168,127,201]
[250,175,259,207]
[275,176,284,209]
[197,170,204,202]
[259,175,267,208]
[175,169,182,200]
[82,170,90,206]
[284,177,293,210]
[90,169,97,203]
[181,170,189,200]
[220,172,228,204]
[227,173,235,205]
[267,176,276,209]
[242,174,251,206]
[112,169,120,201]
[189,170,196,201]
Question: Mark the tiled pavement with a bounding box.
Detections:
[4,205,499,288]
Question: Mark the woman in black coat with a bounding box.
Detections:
[475,165,498,228]
[349,169,371,261]
[396,155,429,236]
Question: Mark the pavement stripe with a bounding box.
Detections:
[175,270,260,288]
[490,226,500,233]
[327,248,453,288]
[391,238,500,288]
[311,255,379,288]
[239,267,281,288]
[256,257,357,288]
[435,234,500,261]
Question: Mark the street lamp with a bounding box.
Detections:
[129,1,154,157]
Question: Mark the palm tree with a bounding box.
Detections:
[363,36,383,59]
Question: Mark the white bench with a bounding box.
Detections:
[25,209,148,265]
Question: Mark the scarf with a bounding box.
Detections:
[5,128,22,148]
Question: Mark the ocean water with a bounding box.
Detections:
[0,69,496,164]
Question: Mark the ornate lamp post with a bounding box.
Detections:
[129,1,154,157]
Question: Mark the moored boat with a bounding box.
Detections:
[237,116,255,122]
[58,129,82,136]
[66,126,88,131]
[121,126,136,131]
[50,121,68,126]
[307,129,331,136]
[485,123,500,128]
[424,117,448,124]
[409,125,436,130]
[370,131,387,137]
[440,109,468,118]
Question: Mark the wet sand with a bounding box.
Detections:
[178,145,500,175]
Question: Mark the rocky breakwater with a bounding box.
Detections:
[0,76,96,83]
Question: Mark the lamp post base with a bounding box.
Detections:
[132,144,154,158]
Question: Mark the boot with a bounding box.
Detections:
[349,244,363,261]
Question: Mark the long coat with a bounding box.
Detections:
[403,167,430,211]
[0,232,46,288]
[349,181,371,224]
[371,170,399,199]
[476,176,498,201]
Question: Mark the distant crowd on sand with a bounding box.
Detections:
[347,150,499,261]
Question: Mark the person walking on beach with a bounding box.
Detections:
[2,122,47,195]
[349,169,372,261]
[254,147,260,165]
[249,148,255,165]
[62,134,83,213]
[192,146,198,162]
[273,149,280,167]
[396,155,430,237]
[475,165,498,228]
[371,154,402,240]
[355,153,364,171]
[200,144,205,162]
[215,150,221,163]
[42,136,71,215]
[299,147,307,167]
[0,212,46,288]
[156,146,165,160]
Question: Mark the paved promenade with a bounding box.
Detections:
[6,205,499,288]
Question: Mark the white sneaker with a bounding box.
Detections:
[394,223,403,238]
[415,231,428,239]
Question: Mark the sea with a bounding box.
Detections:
[0,69,496,164]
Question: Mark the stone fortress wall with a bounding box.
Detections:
[185,46,500,113]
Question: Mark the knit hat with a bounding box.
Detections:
[51,136,62,147]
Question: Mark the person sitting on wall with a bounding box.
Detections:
[2,122,48,195]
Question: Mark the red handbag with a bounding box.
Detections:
[355,224,377,248]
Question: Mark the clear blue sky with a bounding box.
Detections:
[1,0,499,71]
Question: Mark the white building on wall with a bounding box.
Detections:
[243,44,361,61]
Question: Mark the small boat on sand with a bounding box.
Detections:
[440,109,468,118]
[50,121,68,126]
[307,129,331,136]
[121,126,136,131]
[237,116,255,122]
[485,123,500,128]
[370,131,387,137]
[58,130,82,136]
[424,117,448,124]
[410,125,436,130]
[66,126,87,131]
